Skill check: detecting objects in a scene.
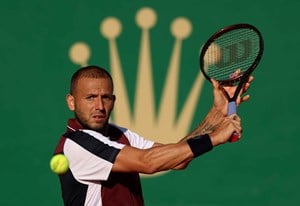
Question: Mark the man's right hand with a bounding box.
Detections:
[208,114,242,146]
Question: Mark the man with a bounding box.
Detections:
[53,65,251,206]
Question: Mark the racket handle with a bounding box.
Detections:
[227,101,239,142]
[227,101,237,115]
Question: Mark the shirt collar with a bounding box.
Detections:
[66,118,83,132]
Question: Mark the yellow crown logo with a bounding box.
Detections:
[69,7,206,145]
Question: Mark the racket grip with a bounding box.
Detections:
[227,101,239,142]
[227,101,237,115]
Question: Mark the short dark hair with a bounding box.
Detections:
[70,65,113,94]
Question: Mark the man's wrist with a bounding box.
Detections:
[187,134,213,157]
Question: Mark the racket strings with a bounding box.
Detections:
[204,28,260,82]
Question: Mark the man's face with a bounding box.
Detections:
[67,77,115,132]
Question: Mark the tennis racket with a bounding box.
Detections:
[199,23,264,142]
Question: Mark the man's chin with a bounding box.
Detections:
[88,122,106,131]
[76,117,107,132]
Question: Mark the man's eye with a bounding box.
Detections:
[86,96,95,100]
[102,96,110,101]
[102,95,114,101]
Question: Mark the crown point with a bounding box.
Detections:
[69,42,90,66]
[204,43,222,65]
[136,7,157,29]
[100,17,122,39]
[171,17,192,40]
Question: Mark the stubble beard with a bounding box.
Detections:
[74,112,108,134]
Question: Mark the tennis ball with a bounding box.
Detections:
[50,154,69,175]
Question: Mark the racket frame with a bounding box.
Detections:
[199,23,264,102]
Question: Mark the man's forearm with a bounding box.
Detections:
[180,106,225,142]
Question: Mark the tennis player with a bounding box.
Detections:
[53,65,252,206]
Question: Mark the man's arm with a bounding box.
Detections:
[180,106,225,141]
[112,75,252,174]
[113,141,194,174]
[112,114,241,173]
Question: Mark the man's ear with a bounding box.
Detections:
[66,94,75,111]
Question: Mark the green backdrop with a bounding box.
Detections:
[1,0,299,205]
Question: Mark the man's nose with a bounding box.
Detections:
[95,97,104,110]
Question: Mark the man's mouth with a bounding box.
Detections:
[92,114,105,120]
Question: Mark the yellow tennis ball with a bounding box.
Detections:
[50,154,69,175]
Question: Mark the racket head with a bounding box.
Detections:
[199,23,264,86]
